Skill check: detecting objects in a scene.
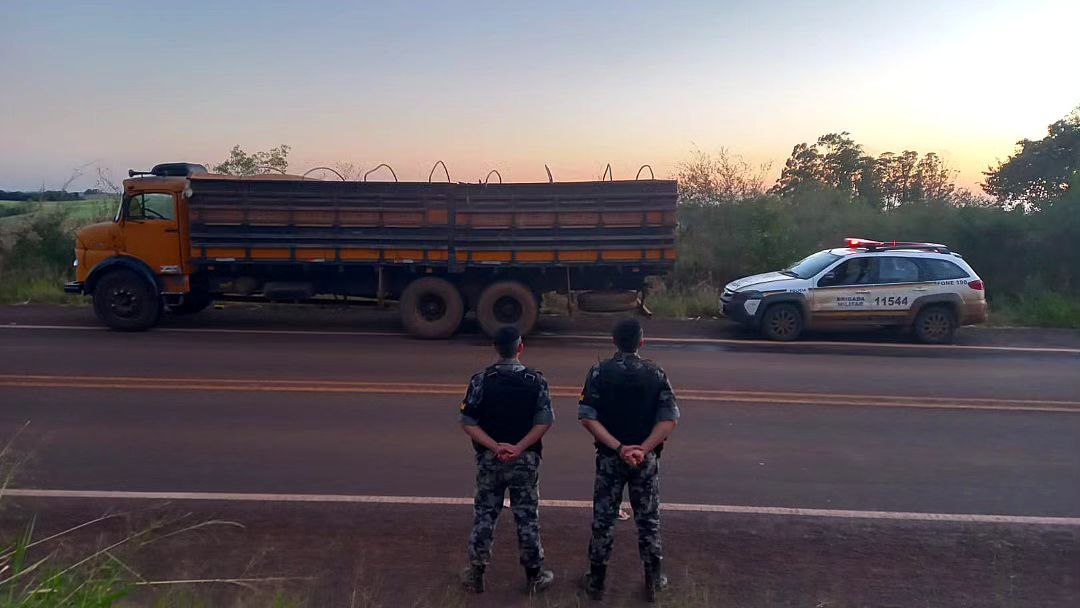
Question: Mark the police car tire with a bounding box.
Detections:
[92,269,161,332]
[477,281,539,338]
[913,305,956,344]
[760,303,803,341]
[400,277,465,339]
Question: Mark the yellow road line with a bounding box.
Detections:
[1,374,1077,406]
[1,374,1078,413]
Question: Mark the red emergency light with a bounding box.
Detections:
[844,237,882,248]
[842,238,951,253]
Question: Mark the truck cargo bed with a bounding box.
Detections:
[186,177,677,269]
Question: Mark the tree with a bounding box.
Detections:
[674,148,770,205]
[983,106,1080,210]
[872,151,955,209]
[771,132,957,209]
[770,132,873,198]
[213,145,291,176]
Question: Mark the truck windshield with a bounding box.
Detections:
[786,251,841,279]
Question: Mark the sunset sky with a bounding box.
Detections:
[3,0,1078,191]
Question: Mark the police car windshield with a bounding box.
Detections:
[785,251,841,279]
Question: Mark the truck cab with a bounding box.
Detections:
[67,163,207,330]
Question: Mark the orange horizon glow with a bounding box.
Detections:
[2,1,1077,194]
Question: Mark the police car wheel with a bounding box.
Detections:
[477,281,539,338]
[400,277,465,339]
[761,303,803,341]
[913,305,956,344]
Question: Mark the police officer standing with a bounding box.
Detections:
[459,327,555,595]
[579,318,680,602]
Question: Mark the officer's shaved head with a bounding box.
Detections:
[493,326,523,358]
[613,318,643,353]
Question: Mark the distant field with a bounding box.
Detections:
[0,198,115,226]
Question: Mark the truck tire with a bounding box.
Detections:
[167,290,212,315]
[576,290,641,313]
[92,269,161,331]
[913,305,956,344]
[760,303,803,341]
[477,281,539,338]
[399,277,464,339]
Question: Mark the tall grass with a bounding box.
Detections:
[646,284,720,319]
[0,201,114,305]
[0,430,302,607]
[989,293,1080,329]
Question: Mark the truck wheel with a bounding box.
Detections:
[477,281,539,338]
[167,290,212,315]
[399,277,464,339]
[92,269,161,331]
[913,305,956,344]
[761,303,803,341]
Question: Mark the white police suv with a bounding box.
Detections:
[720,238,988,343]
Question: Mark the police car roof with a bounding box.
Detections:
[827,247,963,259]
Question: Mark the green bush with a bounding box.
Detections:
[647,285,720,319]
[990,292,1080,328]
[672,190,1080,297]
[0,201,114,304]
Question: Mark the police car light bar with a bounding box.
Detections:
[843,238,950,253]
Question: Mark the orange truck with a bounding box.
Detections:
[67,163,677,338]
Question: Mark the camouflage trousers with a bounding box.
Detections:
[587,451,662,565]
[467,450,544,569]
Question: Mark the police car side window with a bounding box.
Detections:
[819,258,877,287]
[918,258,970,281]
[878,257,920,284]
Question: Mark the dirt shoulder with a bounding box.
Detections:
[0,497,1076,607]
[4,303,1080,350]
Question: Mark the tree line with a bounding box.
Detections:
[672,106,1080,310]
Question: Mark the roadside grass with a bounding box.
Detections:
[989,292,1080,329]
[0,429,304,608]
[646,284,720,319]
[0,201,114,305]
[0,272,81,305]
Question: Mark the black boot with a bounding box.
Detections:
[581,562,606,601]
[644,558,669,603]
[525,566,554,594]
[460,564,485,593]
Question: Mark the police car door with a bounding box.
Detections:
[810,256,877,321]
[869,256,925,321]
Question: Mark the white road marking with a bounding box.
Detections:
[3,323,1079,354]
[3,488,1079,526]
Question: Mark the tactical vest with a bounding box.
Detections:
[475,366,543,455]
[593,357,664,454]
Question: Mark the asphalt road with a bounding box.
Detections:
[2,306,1079,518]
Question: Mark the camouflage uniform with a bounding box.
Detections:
[578,352,679,567]
[460,359,553,570]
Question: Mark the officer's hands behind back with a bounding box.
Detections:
[496,443,522,463]
[620,445,646,467]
